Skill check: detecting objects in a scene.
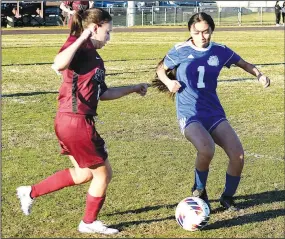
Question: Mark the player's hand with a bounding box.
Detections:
[134,83,148,96]
[166,80,181,93]
[80,29,92,41]
[258,74,270,88]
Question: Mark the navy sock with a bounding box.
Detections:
[194,168,209,190]
[223,173,241,197]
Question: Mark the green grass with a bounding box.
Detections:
[1,30,284,238]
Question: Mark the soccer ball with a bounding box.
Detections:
[175,197,210,231]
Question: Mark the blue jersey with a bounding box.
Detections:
[164,41,240,122]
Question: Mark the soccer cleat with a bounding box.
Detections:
[16,186,34,215]
[219,194,239,211]
[78,220,119,234]
[191,187,211,210]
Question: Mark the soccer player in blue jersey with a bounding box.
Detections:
[153,12,270,211]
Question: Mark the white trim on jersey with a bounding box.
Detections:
[97,84,101,100]
[166,54,178,66]
[179,117,187,135]
[224,52,235,66]
[189,41,213,52]
[208,118,226,132]
[214,43,226,48]
[175,41,191,50]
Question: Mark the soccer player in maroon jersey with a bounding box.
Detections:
[16,7,148,235]
[60,1,93,26]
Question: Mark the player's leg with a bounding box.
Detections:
[68,155,93,184]
[211,120,244,210]
[276,13,281,25]
[184,122,215,206]
[16,113,94,216]
[16,155,93,216]
[78,159,119,235]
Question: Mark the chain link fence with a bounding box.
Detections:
[1,4,280,27]
[109,6,279,27]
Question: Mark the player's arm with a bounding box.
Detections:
[235,58,270,88]
[100,84,148,101]
[60,2,75,15]
[53,29,92,71]
[89,1,94,8]
[156,63,181,93]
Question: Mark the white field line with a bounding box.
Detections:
[244,151,284,161]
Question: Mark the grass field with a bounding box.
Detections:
[1,29,284,238]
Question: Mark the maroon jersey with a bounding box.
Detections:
[57,35,108,116]
[63,1,89,11]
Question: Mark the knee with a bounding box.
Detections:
[73,169,93,184]
[95,167,113,186]
[238,150,245,165]
[231,148,245,165]
[198,144,215,161]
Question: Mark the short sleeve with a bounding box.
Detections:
[58,36,81,71]
[99,81,108,96]
[164,46,180,70]
[92,68,108,96]
[224,46,241,68]
[59,35,77,53]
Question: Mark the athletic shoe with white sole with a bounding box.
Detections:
[16,186,34,215]
[78,220,119,234]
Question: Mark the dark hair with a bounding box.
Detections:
[152,12,215,98]
[152,58,177,99]
[70,8,112,37]
[188,12,215,32]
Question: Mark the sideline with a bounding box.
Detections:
[1,26,284,35]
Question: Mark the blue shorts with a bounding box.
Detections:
[179,115,227,135]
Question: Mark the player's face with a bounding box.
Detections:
[91,21,113,49]
[190,21,212,48]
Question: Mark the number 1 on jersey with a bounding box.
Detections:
[197,66,205,88]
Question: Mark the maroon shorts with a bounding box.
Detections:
[54,112,108,168]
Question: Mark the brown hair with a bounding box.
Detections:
[152,58,177,100]
[70,8,112,37]
[152,12,215,98]
[188,12,215,32]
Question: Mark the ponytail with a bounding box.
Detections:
[151,57,177,100]
[70,8,112,38]
[70,10,85,37]
[152,36,192,100]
